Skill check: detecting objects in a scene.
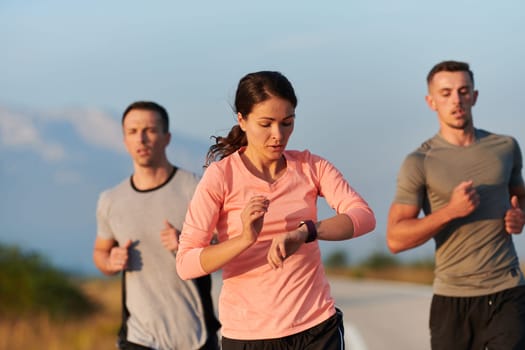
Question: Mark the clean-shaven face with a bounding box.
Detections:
[426,71,478,130]
[122,109,170,168]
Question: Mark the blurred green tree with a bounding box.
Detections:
[324,250,348,268]
[359,250,400,269]
[0,243,98,320]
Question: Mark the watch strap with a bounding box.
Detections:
[299,220,317,243]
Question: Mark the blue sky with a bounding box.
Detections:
[1,1,525,274]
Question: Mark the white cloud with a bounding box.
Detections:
[0,105,126,163]
[62,108,125,153]
[0,107,66,162]
[45,107,126,154]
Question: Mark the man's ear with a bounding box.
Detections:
[472,90,479,106]
[425,95,436,111]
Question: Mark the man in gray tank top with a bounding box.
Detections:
[93,101,220,350]
[387,61,525,349]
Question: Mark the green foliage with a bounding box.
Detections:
[0,243,98,320]
[324,250,349,268]
[359,250,400,269]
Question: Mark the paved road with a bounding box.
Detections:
[211,273,433,350]
[329,276,432,350]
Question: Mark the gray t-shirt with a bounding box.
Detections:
[97,167,216,349]
[394,129,525,297]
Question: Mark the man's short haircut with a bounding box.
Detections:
[427,60,475,87]
[122,101,169,133]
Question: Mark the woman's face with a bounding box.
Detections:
[238,96,295,164]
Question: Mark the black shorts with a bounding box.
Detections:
[118,332,219,350]
[430,285,525,350]
[221,308,345,350]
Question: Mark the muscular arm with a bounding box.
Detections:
[387,180,479,254]
[386,203,454,253]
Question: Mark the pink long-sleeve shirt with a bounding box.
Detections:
[176,149,375,340]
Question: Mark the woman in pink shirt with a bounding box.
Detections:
[176,71,376,350]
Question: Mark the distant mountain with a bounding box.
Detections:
[0,105,212,275]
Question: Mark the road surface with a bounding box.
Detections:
[329,276,432,350]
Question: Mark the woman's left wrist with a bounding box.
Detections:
[298,220,318,243]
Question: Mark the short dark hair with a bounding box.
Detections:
[427,60,474,86]
[122,101,169,133]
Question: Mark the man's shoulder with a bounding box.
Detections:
[398,135,443,172]
[405,135,439,158]
[477,128,517,144]
[174,166,201,178]
[169,167,202,198]
[99,177,131,199]
[173,167,201,185]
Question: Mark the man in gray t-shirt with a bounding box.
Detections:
[387,61,525,350]
[93,101,220,350]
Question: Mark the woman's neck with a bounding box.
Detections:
[240,150,286,183]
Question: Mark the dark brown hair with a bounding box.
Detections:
[426,60,474,86]
[122,101,169,133]
[205,71,297,166]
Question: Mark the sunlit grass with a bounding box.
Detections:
[0,278,120,350]
[0,243,121,350]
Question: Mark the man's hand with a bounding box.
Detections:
[446,180,480,219]
[160,220,179,251]
[107,239,132,272]
[505,195,525,234]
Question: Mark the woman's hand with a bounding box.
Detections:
[240,195,269,245]
[267,229,307,269]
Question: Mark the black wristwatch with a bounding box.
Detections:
[299,220,318,243]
